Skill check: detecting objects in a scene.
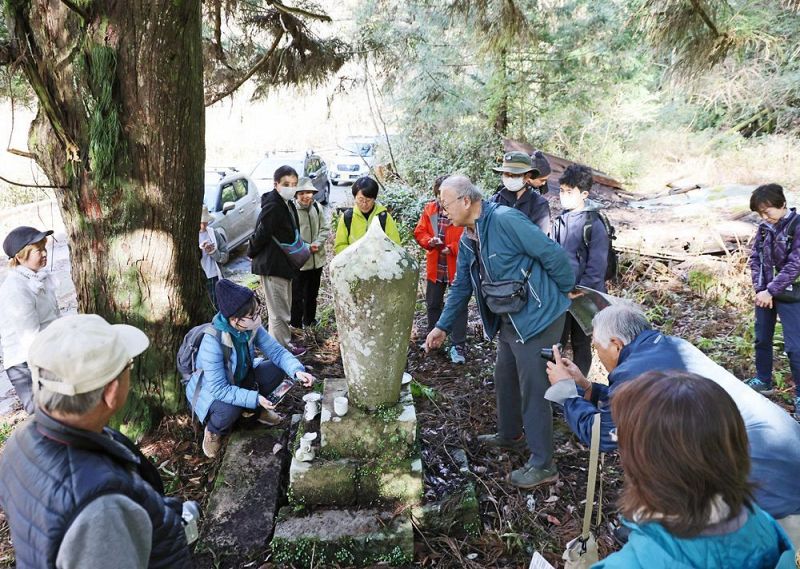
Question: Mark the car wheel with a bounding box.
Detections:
[331,179,339,186]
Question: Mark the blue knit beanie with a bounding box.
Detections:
[215,279,254,318]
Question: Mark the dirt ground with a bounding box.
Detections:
[0,246,793,568]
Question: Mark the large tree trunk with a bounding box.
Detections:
[6,0,208,436]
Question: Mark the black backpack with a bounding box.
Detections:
[343,208,388,235]
[582,211,618,282]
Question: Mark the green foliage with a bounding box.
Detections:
[410,379,437,402]
[84,44,124,191]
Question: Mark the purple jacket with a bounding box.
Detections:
[749,208,800,295]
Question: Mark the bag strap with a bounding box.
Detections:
[581,412,602,539]
[344,208,354,235]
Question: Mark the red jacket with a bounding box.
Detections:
[413,200,464,283]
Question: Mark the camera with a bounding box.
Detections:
[540,343,562,364]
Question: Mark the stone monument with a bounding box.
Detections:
[329,218,418,409]
[273,218,422,567]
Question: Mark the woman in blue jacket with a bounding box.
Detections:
[595,370,795,568]
[185,279,315,458]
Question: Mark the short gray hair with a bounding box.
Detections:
[592,301,651,348]
[34,368,106,415]
[441,174,482,202]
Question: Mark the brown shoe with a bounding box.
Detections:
[202,428,222,458]
[257,408,283,426]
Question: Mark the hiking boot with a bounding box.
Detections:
[744,377,774,395]
[509,463,559,489]
[288,343,307,357]
[449,345,466,364]
[257,408,283,426]
[202,428,222,459]
[477,433,528,452]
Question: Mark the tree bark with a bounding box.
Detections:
[5,0,208,436]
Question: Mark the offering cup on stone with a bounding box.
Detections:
[334,396,349,416]
[304,401,319,422]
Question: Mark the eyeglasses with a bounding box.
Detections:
[439,196,464,213]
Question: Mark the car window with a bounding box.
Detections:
[251,158,304,180]
[307,158,319,173]
[220,183,237,205]
[233,178,248,200]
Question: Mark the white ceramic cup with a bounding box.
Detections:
[334,396,349,416]
[320,408,332,422]
[304,401,319,421]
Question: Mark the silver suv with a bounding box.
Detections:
[203,167,260,252]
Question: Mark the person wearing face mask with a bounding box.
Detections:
[0,226,61,414]
[551,163,610,375]
[291,177,330,328]
[248,165,306,355]
[490,151,552,235]
[185,279,316,458]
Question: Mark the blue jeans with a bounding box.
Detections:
[206,361,286,435]
[755,301,800,394]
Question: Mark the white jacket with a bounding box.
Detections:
[0,267,61,368]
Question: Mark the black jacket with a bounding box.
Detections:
[490,186,551,236]
[248,190,301,279]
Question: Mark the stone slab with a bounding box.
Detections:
[320,376,416,459]
[200,427,288,556]
[357,457,424,506]
[289,457,357,506]
[272,507,414,567]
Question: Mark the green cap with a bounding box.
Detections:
[492,151,536,175]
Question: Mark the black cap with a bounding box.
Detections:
[3,226,54,258]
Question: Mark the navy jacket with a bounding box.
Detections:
[0,411,191,568]
[437,201,574,342]
[563,329,800,519]
[552,202,610,292]
[490,186,551,236]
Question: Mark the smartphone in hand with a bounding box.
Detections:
[267,379,295,405]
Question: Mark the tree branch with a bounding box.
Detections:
[59,0,91,21]
[204,31,283,106]
[0,174,67,189]
[688,0,721,37]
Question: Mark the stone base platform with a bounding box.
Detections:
[319,376,416,459]
[272,507,413,567]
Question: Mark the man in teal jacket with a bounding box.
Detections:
[425,175,574,488]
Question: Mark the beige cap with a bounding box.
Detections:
[28,314,150,396]
[295,177,318,193]
[201,205,213,224]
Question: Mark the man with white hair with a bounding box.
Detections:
[0,314,193,568]
[426,175,575,489]
[546,302,800,543]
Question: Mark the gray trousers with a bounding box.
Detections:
[260,275,292,348]
[426,280,468,345]
[7,363,35,414]
[494,312,565,469]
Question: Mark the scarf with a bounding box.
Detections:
[16,266,55,295]
[212,312,252,385]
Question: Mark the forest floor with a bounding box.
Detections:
[0,246,795,568]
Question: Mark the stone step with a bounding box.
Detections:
[199,426,289,563]
[272,507,414,567]
[289,454,423,507]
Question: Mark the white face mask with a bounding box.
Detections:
[502,176,525,192]
[239,314,262,331]
[278,186,296,201]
